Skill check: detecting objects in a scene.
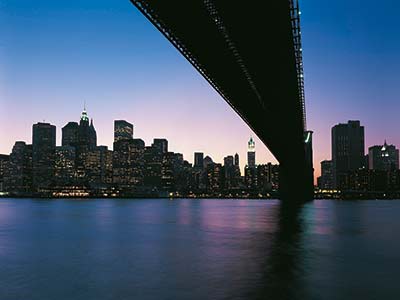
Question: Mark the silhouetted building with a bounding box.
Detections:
[32,122,56,190]
[223,155,235,190]
[84,146,113,188]
[143,145,163,191]
[114,120,133,142]
[113,138,145,188]
[161,152,187,192]
[62,122,79,147]
[245,138,257,189]
[247,137,256,168]
[78,108,97,150]
[6,142,32,195]
[332,120,365,189]
[203,156,214,169]
[152,138,168,155]
[317,160,333,189]
[206,162,223,194]
[0,154,10,192]
[194,152,204,169]
[234,153,239,166]
[257,163,280,192]
[368,141,399,171]
[55,146,76,185]
[244,166,257,190]
[233,153,241,187]
[348,169,388,192]
[74,109,97,182]
[193,152,205,191]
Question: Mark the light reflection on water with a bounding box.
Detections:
[0,198,399,300]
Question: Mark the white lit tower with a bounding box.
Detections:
[247,137,256,168]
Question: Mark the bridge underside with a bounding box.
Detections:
[130,0,313,200]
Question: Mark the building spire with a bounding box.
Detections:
[248,136,255,152]
[81,101,89,122]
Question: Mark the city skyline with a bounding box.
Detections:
[0,108,282,198]
[1,0,400,179]
[1,106,265,174]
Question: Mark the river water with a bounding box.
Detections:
[0,198,399,300]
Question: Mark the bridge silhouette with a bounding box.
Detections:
[130,0,314,200]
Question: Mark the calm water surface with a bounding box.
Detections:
[0,198,399,300]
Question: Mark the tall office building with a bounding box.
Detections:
[55,146,76,185]
[332,120,365,189]
[223,155,235,190]
[257,163,280,192]
[83,146,113,188]
[73,109,97,182]
[114,120,133,142]
[245,137,257,189]
[152,138,168,155]
[32,122,56,190]
[78,108,97,150]
[62,122,79,147]
[206,163,223,193]
[247,137,256,168]
[233,153,241,184]
[113,138,146,188]
[234,153,239,166]
[194,152,204,169]
[6,142,33,194]
[317,160,333,189]
[368,141,399,171]
[0,154,10,192]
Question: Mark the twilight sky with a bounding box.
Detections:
[1,0,399,178]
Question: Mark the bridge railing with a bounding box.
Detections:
[289,0,307,131]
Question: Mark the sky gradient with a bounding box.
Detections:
[1,0,400,179]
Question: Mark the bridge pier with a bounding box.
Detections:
[279,131,314,202]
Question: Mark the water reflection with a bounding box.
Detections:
[1,199,400,300]
[246,201,309,300]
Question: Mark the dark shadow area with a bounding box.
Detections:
[246,201,309,300]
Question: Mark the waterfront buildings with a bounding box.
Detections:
[32,122,56,191]
[317,160,333,189]
[316,120,400,196]
[368,142,399,171]
[332,120,365,189]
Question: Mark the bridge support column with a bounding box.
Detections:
[279,131,314,202]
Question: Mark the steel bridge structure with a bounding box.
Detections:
[130,0,314,200]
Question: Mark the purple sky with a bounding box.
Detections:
[1,0,399,179]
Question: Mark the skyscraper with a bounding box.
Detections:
[114,120,133,142]
[6,142,32,194]
[223,155,235,190]
[245,137,257,189]
[234,153,239,166]
[32,122,56,190]
[113,138,145,188]
[194,152,204,169]
[332,120,365,189]
[55,146,76,185]
[152,138,168,155]
[62,122,79,147]
[368,141,399,171]
[247,137,256,168]
[78,108,97,150]
[0,154,9,192]
[317,160,333,189]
